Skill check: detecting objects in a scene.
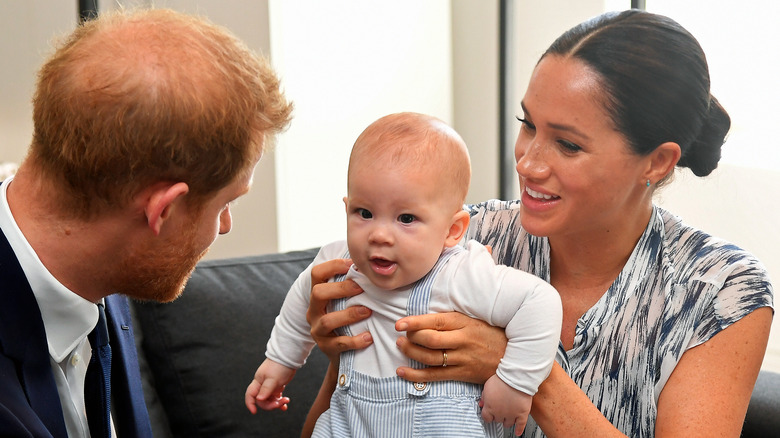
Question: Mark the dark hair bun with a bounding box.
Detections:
[679,96,730,176]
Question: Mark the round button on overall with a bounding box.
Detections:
[338,374,347,386]
[413,382,427,391]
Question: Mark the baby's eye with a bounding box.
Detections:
[398,214,416,224]
[358,208,372,219]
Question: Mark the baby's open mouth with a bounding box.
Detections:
[369,257,396,275]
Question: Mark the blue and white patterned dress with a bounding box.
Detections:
[464,200,774,438]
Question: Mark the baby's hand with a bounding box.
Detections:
[244,359,296,414]
[479,374,532,436]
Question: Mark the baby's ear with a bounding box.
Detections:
[444,210,470,247]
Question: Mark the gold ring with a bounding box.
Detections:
[441,350,448,367]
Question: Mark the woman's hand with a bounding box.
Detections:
[306,258,373,362]
[394,311,507,384]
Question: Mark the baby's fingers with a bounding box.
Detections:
[244,380,262,414]
[513,418,527,437]
[255,390,290,411]
[480,405,495,424]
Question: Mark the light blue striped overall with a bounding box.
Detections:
[311,248,503,437]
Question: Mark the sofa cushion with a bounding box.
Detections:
[742,370,780,437]
[133,248,327,438]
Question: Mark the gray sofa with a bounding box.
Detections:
[131,248,779,437]
[132,248,327,437]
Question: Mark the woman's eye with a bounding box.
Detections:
[358,208,372,219]
[516,115,536,131]
[558,140,581,153]
[398,214,415,224]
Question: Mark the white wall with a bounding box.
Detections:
[268,0,455,252]
[451,0,500,204]
[0,1,75,165]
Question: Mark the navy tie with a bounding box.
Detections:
[85,303,112,438]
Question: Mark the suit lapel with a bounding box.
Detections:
[105,294,153,437]
[0,227,68,437]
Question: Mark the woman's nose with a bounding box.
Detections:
[515,136,550,179]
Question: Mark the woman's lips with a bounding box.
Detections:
[525,186,558,200]
[521,185,560,211]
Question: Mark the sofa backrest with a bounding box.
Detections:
[131,247,780,437]
[132,248,326,438]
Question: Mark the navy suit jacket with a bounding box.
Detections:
[0,227,152,437]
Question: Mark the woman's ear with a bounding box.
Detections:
[444,210,470,247]
[646,142,682,184]
[143,182,190,236]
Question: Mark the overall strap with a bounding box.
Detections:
[406,245,463,396]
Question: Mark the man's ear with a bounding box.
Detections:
[444,210,470,247]
[144,182,190,236]
[645,142,681,185]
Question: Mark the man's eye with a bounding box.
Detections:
[358,208,372,219]
[398,214,415,224]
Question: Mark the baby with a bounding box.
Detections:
[245,112,562,436]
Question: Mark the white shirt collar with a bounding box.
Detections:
[0,176,98,362]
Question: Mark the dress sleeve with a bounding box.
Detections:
[688,252,774,349]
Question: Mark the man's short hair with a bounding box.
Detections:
[29,8,292,218]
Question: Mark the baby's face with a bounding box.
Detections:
[345,163,458,290]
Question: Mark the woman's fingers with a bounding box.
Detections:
[395,335,454,366]
[307,258,365,330]
[315,329,373,355]
[394,312,508,384]
[313,305,371,334]
[394,336,468,382]
[396,311,473,333]
[311,258,352,286]
[395,362,461,382]
[308,259,359,312]
[306,258,372,361]
[311,305,372,361]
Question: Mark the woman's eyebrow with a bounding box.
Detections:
[520,101,591,141]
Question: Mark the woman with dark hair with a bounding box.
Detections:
[305,10,773,437]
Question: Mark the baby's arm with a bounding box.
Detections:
[480,375,532,436]
[449,242,562,392]
[246,242,352,414]
[245,359,296,414]
[446,242,562,431]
